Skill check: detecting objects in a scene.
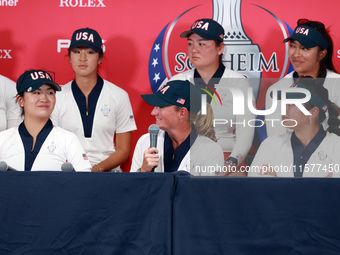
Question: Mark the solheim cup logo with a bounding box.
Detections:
[213,0,261,99]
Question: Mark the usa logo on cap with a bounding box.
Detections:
[68,27,103,53]
[191,20,210,31]
[30,71,53,81]
[75,32,95,43]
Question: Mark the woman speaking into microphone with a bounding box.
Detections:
[130,80,224,175]
[0,69,91,171]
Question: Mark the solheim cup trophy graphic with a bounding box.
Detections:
[213,0,261,99]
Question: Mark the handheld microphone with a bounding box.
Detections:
[61,162,74,172]
[148,124,160,172]
[0,161,17,171]
[0,161,8,171]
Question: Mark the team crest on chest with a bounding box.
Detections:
[318,151,327,161]
[47,142,56,153]
[101,104,110,116]
[186,161,192,173]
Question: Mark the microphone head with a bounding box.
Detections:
[148,124,160,149]
[148,124,160,135]
[61,162,74,172]
[0,161,8,171]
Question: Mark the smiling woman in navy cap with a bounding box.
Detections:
[51,28,137,172]
[0,69,91,171]
[130,80,224,175]
[266,19,340,137]
[162,18,255,176]
[250,76,340,178]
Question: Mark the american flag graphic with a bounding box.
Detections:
[176,97,185,105]
[148,23,169,93]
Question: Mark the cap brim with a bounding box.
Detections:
[283,34,318,48]
[282,37,292,44]
[274,87,328,112]
[270,89,307,100]
[46,82,61,92]
[68,42,102,53]
[180,31,193,38]
[180,30,223,42]
[29,81,61,93]
[141,94,173,107]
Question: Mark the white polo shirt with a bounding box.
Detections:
[0,123,91,171]
[0,75,21,131]
[249,132,340,177]
[51,78,137,169]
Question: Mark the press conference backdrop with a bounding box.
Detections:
[1,0,340,170]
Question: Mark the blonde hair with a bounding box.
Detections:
[190,103,217,142]
[175,104,217,142]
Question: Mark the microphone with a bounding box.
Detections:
[61,162,74,172]
[0,161,17,171]
[148,124,160,172]
[0,161,8,171]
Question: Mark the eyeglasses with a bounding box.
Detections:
[297,18,325,33]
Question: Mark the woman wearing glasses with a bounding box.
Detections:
[265,19,340,137]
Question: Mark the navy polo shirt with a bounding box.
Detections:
[194,63,225,104]
[72,75,104,138]
[163,126,198,173]
[19,119,53,171]
[291,126,326,177]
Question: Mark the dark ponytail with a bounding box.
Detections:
[326,102,340,136]
[298,76,340,136]
[318,27,338,77]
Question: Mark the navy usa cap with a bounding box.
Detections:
[141,80,202,113]
[283,25,328,49]
[16,69,61,94]
[68,27,103,53]
[276,77,329,113]
[180,18,224,42]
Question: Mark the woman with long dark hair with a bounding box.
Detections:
[250,76,340,177]
[266,18,340,136]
